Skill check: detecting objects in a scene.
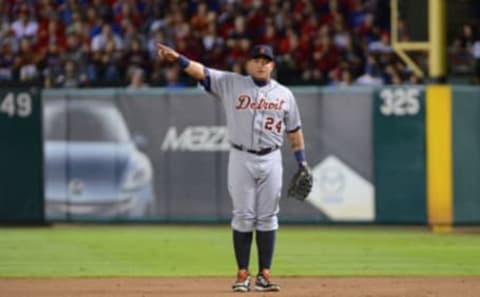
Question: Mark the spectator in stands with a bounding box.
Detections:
[36,0,57,25]
[202,22,223,52]
[113,1,142,29]
[36,15,66,55]
[65,10,84,40]
[383,64,402,85]
[84,6,103,38]
[91,23,123,52]
[225,16,250,56]
[13,37,39,82]
[226,37,250,71]
[91,0,115,29]
[164,65,185,89]
[459,24,475,49]
[41,42,64,87]
[409,73,421,85]
[449,24,476,75]
[56,59,87,88]
[190,1,213,34]
[329,66,354,87]
[127,67,148,89]
[97,38,122,82]
[313,26,340,82]
[368,31,392,54]
[396,19,411,42]
[0,42,15,81]
[90,24,123,82]
[355,54,383,86]
[341,33,364,77]
[0,15,13,48]
[472,39,480,84]
[171,9,190,42]
[122,19,147,51]
[64,31,87,67]
[124,38,150,81]
[11,6,38,42]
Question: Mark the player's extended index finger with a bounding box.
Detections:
[156,42,169,52]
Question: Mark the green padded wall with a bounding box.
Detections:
[0,89,44,223]
[374,87,427,223]
[452,86,480,224]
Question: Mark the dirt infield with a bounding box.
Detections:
[1,277,480,297]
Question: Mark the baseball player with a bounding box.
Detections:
[157,43,312,292]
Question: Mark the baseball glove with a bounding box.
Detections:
[287,165,313,201]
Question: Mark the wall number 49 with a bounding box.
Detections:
[379,88,420,116]
[0,92,32,118]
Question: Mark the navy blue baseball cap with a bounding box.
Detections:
[250,45,274,61]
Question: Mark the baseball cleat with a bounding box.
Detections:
[232,269,251,292]
[255,269,280,292]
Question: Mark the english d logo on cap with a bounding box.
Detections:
[250,45,274,60]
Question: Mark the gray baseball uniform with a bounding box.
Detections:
[203,68,302,232]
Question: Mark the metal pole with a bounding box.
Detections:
[391,0,425,77]
[429,0,447,82]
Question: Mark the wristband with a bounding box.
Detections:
[177,55,190,69]
[294,150,306,167]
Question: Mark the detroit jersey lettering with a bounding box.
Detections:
[205,68,301,150]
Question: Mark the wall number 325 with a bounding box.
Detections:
[379,88,420,116]
[0,92,32,118]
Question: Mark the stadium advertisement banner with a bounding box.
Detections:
[307,155,375,221]
[41,88,374,223]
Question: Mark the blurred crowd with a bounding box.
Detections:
[0,0,428,88]
[449,23,480,85]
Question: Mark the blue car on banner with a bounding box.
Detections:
[43,99,155,220]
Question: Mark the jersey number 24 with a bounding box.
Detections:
[264,116,282,134]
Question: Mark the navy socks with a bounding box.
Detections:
[233,230,253,270]
[233,229,276,272]
[256,230,276,271]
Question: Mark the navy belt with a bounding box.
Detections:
[231,143,279,156]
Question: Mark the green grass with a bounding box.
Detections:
[0,225,479,277]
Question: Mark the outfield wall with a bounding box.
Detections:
[1,86,479,225]
[450,87,480,224]
[39,87,374,223]
[0,88,44,223]
[374,86,427,224]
